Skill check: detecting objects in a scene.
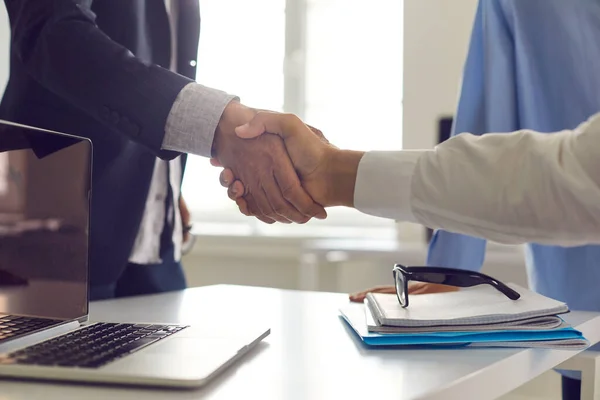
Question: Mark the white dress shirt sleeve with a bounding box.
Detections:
[354,112,600,246]
[162,82,238,157]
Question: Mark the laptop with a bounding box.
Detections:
[0,120,270,388]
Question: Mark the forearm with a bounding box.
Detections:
[7,0,192,158]
[352,113,600,245]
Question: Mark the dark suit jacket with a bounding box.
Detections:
[0,0,200,289]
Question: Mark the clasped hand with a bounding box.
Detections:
[211,102,332,224]
[211,105,364,223]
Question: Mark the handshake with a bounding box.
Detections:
[210,101,365,224]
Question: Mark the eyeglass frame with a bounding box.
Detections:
[392,264,521,308]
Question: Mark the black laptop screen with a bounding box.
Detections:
[0,121,90,320]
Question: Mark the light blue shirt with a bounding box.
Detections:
[427,0,600,358]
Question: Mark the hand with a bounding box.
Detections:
[179,196,191,243]
[348,283,460,303]
[215,112,363,218]
[211,122,332,216]
[236,112,364,208]
[212,103,327,224]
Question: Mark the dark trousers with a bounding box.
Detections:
[562,376,582,400]
[90,189,187,300]
[89,246,187,300]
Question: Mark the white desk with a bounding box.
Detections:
[3,284,600,400]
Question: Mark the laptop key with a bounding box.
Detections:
[116,337,159,354]
[145,326,163,331]
[144,333,168,340]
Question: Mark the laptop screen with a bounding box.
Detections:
[0,120,90,320]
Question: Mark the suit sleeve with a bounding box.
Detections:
[5,0,192,159]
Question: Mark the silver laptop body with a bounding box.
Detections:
[0,120,269,388]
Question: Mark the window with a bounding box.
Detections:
[182,0,403,238]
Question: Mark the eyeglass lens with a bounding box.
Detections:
[394,269,407,307]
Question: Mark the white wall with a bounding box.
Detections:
[402,0,478,149]
[395,0,479,243]
[0,4,9,97]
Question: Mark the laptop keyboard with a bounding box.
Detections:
[0,316,62,342]
[0,322,187,368]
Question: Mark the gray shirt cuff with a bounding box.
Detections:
[163,82,238,157]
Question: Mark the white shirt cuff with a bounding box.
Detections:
[354,151,423,222]
[163,82,238,157]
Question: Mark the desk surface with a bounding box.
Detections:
[3,284,600,400]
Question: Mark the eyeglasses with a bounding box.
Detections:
[392,264,521,307]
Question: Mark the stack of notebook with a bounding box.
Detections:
[340,283,589,349]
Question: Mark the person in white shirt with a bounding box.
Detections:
[217,111,600,246]
[216,109,600,400]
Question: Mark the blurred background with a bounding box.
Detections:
[0,0,527,296]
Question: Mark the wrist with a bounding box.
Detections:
[325,149,365,208]
[212,100,255,158]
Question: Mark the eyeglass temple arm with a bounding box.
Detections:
[410,272,521,300]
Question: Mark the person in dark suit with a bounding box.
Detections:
[0,0,327,300]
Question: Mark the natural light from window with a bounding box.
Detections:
[182,0,403,238]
